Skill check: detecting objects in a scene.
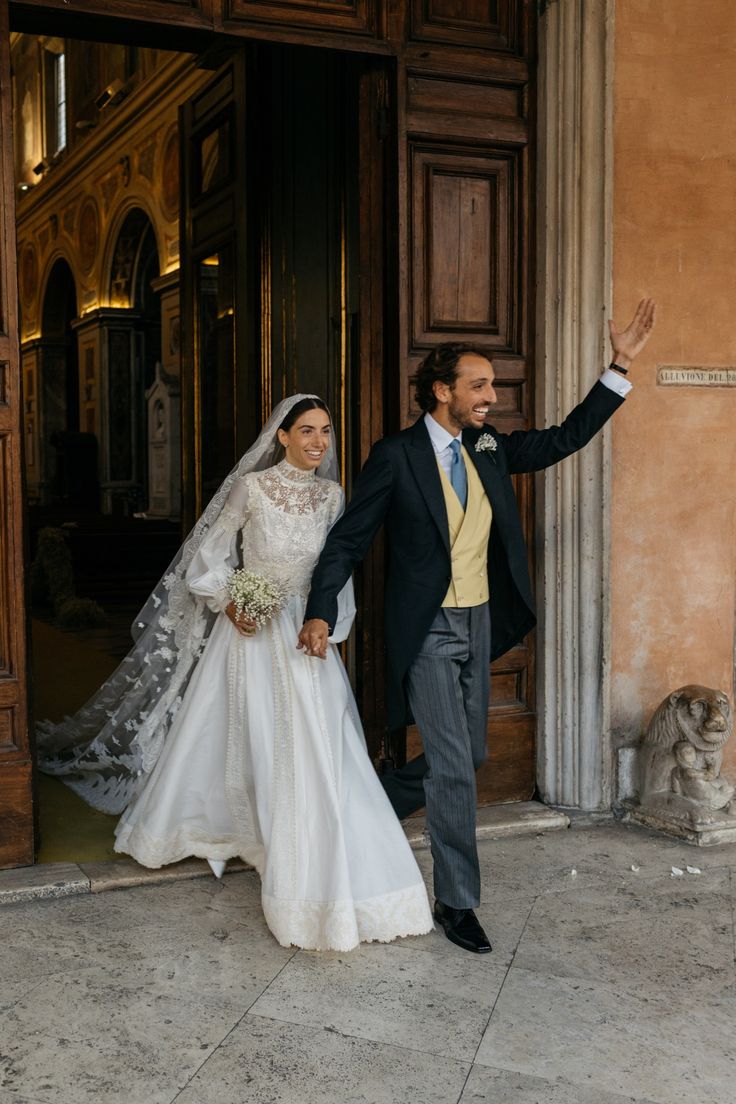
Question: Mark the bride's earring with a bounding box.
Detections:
[277,429,292,466]
[207,859,226,879]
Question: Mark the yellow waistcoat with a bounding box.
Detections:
[437,446,492,608]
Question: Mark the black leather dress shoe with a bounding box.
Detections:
[434,900,492,954]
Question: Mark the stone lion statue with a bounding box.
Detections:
[639,685,734,825]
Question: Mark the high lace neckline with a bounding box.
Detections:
[276,458,317,484]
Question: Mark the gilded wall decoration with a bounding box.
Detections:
[110,207,151,305]
[100,172,120,215]
[20,243,38,304]
[160,126,180,219]
[62,203,78,238]
[138,140,157,184]
[78,198,100,273]
[169,315,180,357]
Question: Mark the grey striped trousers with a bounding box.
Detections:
[382,603,491,909]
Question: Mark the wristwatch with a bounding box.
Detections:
[610,361,628,376]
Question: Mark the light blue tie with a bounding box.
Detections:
[449,439,467,510]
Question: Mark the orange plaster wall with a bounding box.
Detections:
[611,1,736,771]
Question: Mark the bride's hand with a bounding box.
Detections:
[225,602,257,637]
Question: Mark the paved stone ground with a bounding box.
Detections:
[1,820,734,1104]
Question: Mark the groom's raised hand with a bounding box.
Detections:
[298,618,330,659]
[608,297,656,370]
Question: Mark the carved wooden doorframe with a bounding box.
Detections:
[0,0,34,866]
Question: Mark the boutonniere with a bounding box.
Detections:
[475,432,498,459]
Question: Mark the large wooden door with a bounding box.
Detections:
[394,2,537,804]
[180,45,364,528]
[180,52,255,528]
[0,0,34,866]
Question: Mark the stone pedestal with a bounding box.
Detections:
[625,803,736,847]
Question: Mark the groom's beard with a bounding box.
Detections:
[447,399,487,433]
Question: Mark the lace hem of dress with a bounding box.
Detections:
[113,820,265,874]
[262,882,434,952]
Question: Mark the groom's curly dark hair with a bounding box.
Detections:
[411,342,493,413]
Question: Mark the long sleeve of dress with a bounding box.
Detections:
[186,477,250,613]
[326,485,357,644]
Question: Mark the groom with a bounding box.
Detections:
[299,299,656,953]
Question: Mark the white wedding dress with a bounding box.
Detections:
[114,459,433,951]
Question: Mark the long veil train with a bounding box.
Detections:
[36,394,337,814]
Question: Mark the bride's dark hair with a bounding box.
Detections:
[278,396,329,432]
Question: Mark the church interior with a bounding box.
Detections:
[12,30,363,860]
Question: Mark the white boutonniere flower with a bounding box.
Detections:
[475,432,498,458]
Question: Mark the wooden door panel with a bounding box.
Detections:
[410,0,521,53]
[0,0,33,866]
[411,144,520,348]
[406,710,534,806]
[477,711,534,803]
[180,54,255,529]
[406,74,527,144]
[223,0,376,36]
[9,0,214,36]
[490,644,531,712]
[408,75,523,121]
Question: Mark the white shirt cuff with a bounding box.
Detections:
[599,366,633,397]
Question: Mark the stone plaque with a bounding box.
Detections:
[658,365,736,387]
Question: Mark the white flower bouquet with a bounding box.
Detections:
[227,569,287,628]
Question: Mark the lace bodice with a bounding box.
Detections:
[242,462,342,595]
[187,460,343,611]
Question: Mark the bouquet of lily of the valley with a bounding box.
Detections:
[227,569,288,628]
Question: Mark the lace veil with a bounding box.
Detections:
[37,394,339,813]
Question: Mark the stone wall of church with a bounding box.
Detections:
[610,1,736,777]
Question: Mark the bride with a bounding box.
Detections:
[38,395,433,951]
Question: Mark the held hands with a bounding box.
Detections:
[608,297,657,370]
[298,618,330,660]
[225,601,258,637]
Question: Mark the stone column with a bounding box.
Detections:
[536,0,615,809]
[75,308,143,515]
[21,335,76,506]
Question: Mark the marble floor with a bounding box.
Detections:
[1,821,734,1104]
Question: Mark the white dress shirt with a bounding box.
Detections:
[424,411,462,479]
[424,368,632,470]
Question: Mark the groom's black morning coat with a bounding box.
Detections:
[305,380,624,731]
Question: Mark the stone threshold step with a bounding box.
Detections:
[0,800,568,906]
[401,799,569,848]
